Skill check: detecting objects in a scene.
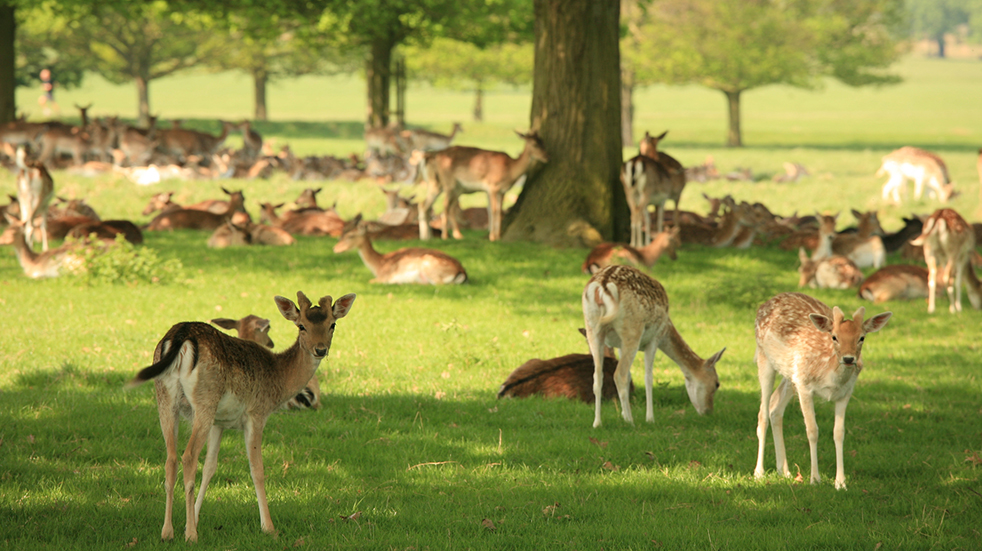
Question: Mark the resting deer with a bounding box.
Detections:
[797,248,864,290]
[582,227,680,275]
[15,148,55,251]
[142,192,181,216]
[417,130,548,241]
[147,190,245,232]
[127,291,355,542]
[3,215,85,278]
[211,315,320,410]
[754,292,892,490]
[334,214,467,284]
[909,208,982,313]
[815,212,885,269]
[878,146,956,203]
[498,329,632,403]
[858,265,932,304]
[582,265,725,427]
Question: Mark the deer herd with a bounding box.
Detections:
[4,113,982,541]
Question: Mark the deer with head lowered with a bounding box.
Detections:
[126,292,355,542]
[582,265,725,427]
[754,292,892,490]
[417,130,548,241]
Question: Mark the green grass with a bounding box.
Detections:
[2,55,982,549]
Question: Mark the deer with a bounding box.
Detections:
[858,265,933,304]
[142,192,182,216]
[207,220,252,248]
[333,214,467,284]
[909,208,982,313]
[15,147,55,251]
[126,292,354,542]
[4,215,85,278]
[239,120,263,159]
[498,329,633,403]
[210,315,320,410]
[581,227,680,275]
[364,122,407,157]
[753,292,892,490]
[417,130,549,242]
[814,212,885,269]
[185,188,249,218]
[797,248,864,290]
[878,146,956,203]
[401,122,463,152]
[147,189,245,232]
[582,265,725,428]
[68,219,144,245]
[621,152,672,247]
[637,130,686,232]
[37,123,89,166]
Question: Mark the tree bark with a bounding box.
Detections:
[253,68,268,121]
[366,36,393,128]
[136,75,151,128]
[0,3,15,124]
[724,89,742,147]
[936,32,946,58]
[620,65,634,147]
[473,87,483,122]
[502,0,626,247]
[394,56,405,127]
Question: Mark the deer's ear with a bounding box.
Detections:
[864,312,892,334]
[274,296,299,322]
[809,314,834,333]
[332,294,356,319]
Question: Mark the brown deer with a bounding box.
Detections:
[239,120,263,159]
[815,212,885,269]
[417,130,548,241]
[210,315,320,410]
[334,215,467,284]
[754,292,891,490]
[498,329,633,403]
[582,266,725,427]
[141,191,181,216]
[858,265,932,304]
[878,146,956,203]
[581,227,680,275]
[15,148,55,251]
[147,189,245,232]
[631,130,687,239]
[401,122,463,152]
[909,208,981,313]
[3,215,85,278]
[127,292,355,542]
[797,248,864,290]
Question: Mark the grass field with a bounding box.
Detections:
[1,55,981,550]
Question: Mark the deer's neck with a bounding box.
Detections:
[356,237,386,277]
[711,210,741,247]
[657,323,705,377]
[507,145,535,183]
[273,339,321,402]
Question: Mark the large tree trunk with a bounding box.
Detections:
[366,36,394,128]
[393,56,405,127]
[136,75,151,128]
[502,0,626,247]
[935,31,946,58]
[0,3,15,124]
[253,68,268,121]
[724,89,742,147]
[620,65,634,147]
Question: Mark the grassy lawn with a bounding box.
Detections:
[1,55,981,549]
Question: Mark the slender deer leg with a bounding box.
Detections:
[181,415,214,542]
[643,339,658,423]
[417,178,441,240]
[586,325,607,429]
[488,191,502,241]
[614,338,641,426]
[796,389,821,485]
[194,426,224,522]
[755,357,777,479]
[769,378,795,477]
[926,255,938,313]
[158,391,180,541]
[833,396,851,490]
[244,416,276,535]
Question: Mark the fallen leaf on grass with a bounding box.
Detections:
[965,450,982,466]
[542,503,559,516]
[481,518,496,531]
[126,538,137,547]
[293,536,306,547]
[342,511,362,522]
[589,437,608,449]
[602,461,620,471]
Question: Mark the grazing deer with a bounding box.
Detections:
[334,215,467,284]
[210,315,320,410]
[582,266,725,427]
[3,215,85,278]
[909,208,981,313]
[754,292,892,490]
[498,329,632,403]
[858,265,932,304]
[417,130,548,241]
[878,146,956,203]
[797,248,864,290]
[582,227,680,275]
[401,122,463,152]
[113,118,159,166]
[15,148,55,251]
[127,292,355,542]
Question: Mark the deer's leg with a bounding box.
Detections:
[926,254,938,314]
[194,425,224,523]
[156,386,180,541]
[833,394,852,490]
[754,351,776,479]
[614,336,641,426]
[417,174,441,240]
[244,415,276,535]
[796,388,821,485]
[642,339,658,423]
[585,325,608,429]
[181,413,215,543]
[39,215,49,252]
[949,259,962,313]
[768,378,795,477]
[488,191,502,242]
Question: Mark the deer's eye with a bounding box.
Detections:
[859,336,865,343]
[297,324,306,332]
[831,335,838,342]
[330,322,336,330]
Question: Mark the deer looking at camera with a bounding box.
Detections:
[127,292,355,543]
[754,292,891,490]
[582,265,725,428]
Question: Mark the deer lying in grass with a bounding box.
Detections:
[147,190,245,232]
[582,265,725,427]
[127,292,355,542]
[797,248,864,290]
[498,329,633,403]
[754,292,891,490]
[333,215,467,284]
[815,212,885,269]
[858,265,932,304]
[211,315,320,410]
[909,208,982,313]
[15,147,55,251]
[581,227,680,275]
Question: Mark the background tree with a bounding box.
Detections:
[402,38,533,122]
[628,0,904,147]
[907,0,974,57]
[502,0,626,246]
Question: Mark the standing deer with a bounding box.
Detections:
[877,146,956,203]
[909,208,981,313]
[754,292,891,490]
[638,130,686,230]
[334,215,467,284]
[127,292,355,542]
[417,130,548,241]
[582,266,725,427]
[15,147,55,251]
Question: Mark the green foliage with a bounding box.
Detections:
[402,37,533,92]
[73,234,185,286]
